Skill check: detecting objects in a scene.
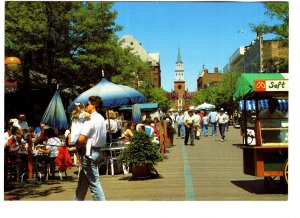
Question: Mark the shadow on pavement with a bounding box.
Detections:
[4,176,78,201]
[231,179,288,195]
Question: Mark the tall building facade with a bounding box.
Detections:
[223,33,288,73]
[119,35,161,87]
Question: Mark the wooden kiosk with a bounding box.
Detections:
[233,73,288,186]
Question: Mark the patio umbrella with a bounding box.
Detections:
[41,90,68,129]
[132,103,141,125]
[196,102,216,110]
[67,77,145,112]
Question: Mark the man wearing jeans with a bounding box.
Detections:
[208,109,218,136]
[176,110,185,138]
[74,96,107,201]
[216,108,228,142]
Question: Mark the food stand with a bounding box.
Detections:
[233,73,288,187]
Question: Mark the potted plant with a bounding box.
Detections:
[118,130,163,178]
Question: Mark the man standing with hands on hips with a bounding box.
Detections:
[74,96,107,201]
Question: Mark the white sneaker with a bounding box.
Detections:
[221,139,224,142]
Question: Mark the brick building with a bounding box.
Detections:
[197,66,224,91]
[119,35,161,87]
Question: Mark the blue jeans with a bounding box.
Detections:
[177,123,185,138]
[211,122,217,135]
[203,124,208,136]
[74,149,106,201]
[218,123,226,140]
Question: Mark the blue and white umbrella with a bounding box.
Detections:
[41,90,68,129]
[196,102,216,110]
[67,77,145,112]
[132,103,141,125]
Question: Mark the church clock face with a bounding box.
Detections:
[178,84,182,90]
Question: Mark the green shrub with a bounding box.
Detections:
[118,130,163,167]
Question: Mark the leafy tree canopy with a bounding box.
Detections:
[250,2,288,43]
[5,1,154,99]
[147,87,171,112]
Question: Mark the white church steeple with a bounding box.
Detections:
[174,48,184,81]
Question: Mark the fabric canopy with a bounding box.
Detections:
[233,73,288,100]
[119,103,158,111]
[41,90,68,129]
[68,77,145,112]
[132,104,141,125]
[196,102,216,110]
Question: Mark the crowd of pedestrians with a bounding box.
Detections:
[4,95,233,201]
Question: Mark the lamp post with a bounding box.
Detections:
[5,37,34,182]
[5,37,21,71]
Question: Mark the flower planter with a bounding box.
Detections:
[131,164,152,179]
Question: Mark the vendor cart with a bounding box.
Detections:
[233,73,288,188]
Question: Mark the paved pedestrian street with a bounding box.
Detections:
[4,128,287,201]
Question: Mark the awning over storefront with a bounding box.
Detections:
[233,73,288,100]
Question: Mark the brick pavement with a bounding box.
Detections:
[4,127,287,201]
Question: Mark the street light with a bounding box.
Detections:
[5,56,21,70]
[5,37,21,71]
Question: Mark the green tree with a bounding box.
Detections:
[5,1,155,101]
[147,87,171,112]
[250,2,288,42]
[5,2,122,90]
[249,2,288,73]
[191,69,240,114]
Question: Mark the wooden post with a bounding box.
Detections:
[157,122,164,156]
[27,134,33,179]
[163,119,169,149]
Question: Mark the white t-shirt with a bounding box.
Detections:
[216,113,229,124]
[81,112,107,148]
[193,114,201,125]
[105,119,118,134]
[46,137,62,158]
[70,113,86,145]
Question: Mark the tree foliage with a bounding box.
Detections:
[5,1,154,99]
[191,69,241,114]
[147,87,171,112]
[250,2,288,42]
[249,2,288,73]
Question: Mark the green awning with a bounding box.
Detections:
[233,73,288,100]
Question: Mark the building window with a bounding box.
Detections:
[178,85,182,90]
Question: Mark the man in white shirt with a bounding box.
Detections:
[184,107,195,146]
[193,110,201,140]
[216,108,229,142]
[75,96,107,201]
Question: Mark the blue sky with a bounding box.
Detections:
[112,1,282,92]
